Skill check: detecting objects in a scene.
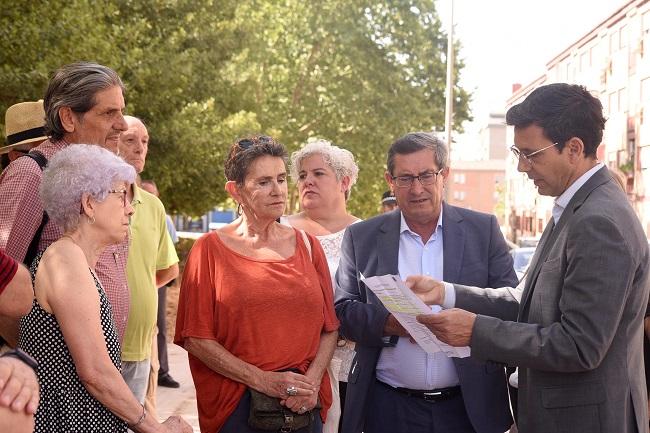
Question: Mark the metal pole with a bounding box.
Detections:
[444,0,454,154]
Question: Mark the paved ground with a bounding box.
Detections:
[156,342,200,431]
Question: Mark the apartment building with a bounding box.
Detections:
[447,113,508,222]
[505,0,650,241]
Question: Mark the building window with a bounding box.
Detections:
[609,91,617,114]
[610,31,618,54]
[453,173,465,184]
[620,25,627,49]
[641,77,650,105]
[619,88,627,113]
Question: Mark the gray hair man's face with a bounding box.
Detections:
[68,85,127,153]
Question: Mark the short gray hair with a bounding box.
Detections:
[387,132,448,174]
[44,62,125,140]
[40,144,136,232]
[290,139,359,198]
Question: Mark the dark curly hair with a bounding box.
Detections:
[224,135,288,185]
[506,83,606,157]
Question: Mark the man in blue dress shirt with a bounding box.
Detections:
[335,132,517,433]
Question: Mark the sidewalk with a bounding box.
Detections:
[156,343,200,432]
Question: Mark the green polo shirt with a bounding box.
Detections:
[122,185,179,361]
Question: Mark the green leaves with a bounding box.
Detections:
[1,0,471,218]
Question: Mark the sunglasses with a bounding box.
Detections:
[237,135,274,150]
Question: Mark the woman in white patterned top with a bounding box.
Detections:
[284,139,361,433]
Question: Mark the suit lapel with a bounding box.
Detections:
[519,217,555,314]
[519,166,612,315]
[377,211,401,276]
[442,203,465,282]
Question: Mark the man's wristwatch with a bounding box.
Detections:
[1,348,38,370]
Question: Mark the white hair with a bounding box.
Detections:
[290,139,359,198]
[40,144,136,232]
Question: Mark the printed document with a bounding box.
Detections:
[361,274,470,358]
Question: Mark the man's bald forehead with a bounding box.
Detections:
[124,115,146,130]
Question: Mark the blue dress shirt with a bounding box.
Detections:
[375,210,460,390]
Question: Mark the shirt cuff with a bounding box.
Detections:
[442,282,456,309]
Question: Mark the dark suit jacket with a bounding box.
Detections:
[455,167,650,433]
[334,202,517,433]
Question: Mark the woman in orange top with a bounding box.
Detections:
[174,135,339,433]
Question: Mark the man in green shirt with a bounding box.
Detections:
[119,116,179,410]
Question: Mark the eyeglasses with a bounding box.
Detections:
[108,189,128,207]
[390,168,444,188]
[510,143,558,166]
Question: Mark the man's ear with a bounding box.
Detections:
[566,137,585,161]
[384,170,393,191]
[58,106,78,134]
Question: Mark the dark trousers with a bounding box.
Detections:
[157,285,169,376]
[338,381,347,433]
[365,380,475,433]
[221,391,323,433]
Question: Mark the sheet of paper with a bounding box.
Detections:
[362,274,470,358]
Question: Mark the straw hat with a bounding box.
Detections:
[2,100,47,155]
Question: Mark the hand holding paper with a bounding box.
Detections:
[362,274,470,357]
[416,309,476,347]
[405,275,446,306]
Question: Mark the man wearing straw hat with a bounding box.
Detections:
[0,100,48,170]
[0,62,131,346]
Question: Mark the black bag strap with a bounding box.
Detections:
[22,152,49,267]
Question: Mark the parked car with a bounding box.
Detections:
[511,247,536,281]
[517,236,540,248]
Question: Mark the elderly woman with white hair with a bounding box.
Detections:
[18,144,191,433]
[283,139,361,433]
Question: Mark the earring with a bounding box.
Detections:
[237,203,243,215]
[88,215,95,225]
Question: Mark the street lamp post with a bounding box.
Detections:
[444,0,454,154]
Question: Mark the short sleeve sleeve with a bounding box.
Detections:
[0,249,18,296]
[154,203,179,271]
[174,234,219,346]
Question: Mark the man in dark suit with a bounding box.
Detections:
[413,83,650,433]
[334,132,517,433]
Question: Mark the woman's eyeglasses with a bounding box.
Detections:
[108,189,128,207]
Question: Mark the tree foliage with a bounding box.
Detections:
[0,0,471,218]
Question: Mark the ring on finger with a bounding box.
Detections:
[299,405,308,413]
[286,386,298,396]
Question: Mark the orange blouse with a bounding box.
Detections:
[174,229,340,433]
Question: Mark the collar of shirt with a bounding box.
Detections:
[31,138,69,159]
[553,162,604,224]
[399,206,444,239]
[131,184,144,206]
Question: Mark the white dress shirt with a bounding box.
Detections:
[376,210,460,390]
[443,162,605,308]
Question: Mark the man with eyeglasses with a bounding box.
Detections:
[334,132,517,433]
[411,83,649,433]
[117,116,179,414]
